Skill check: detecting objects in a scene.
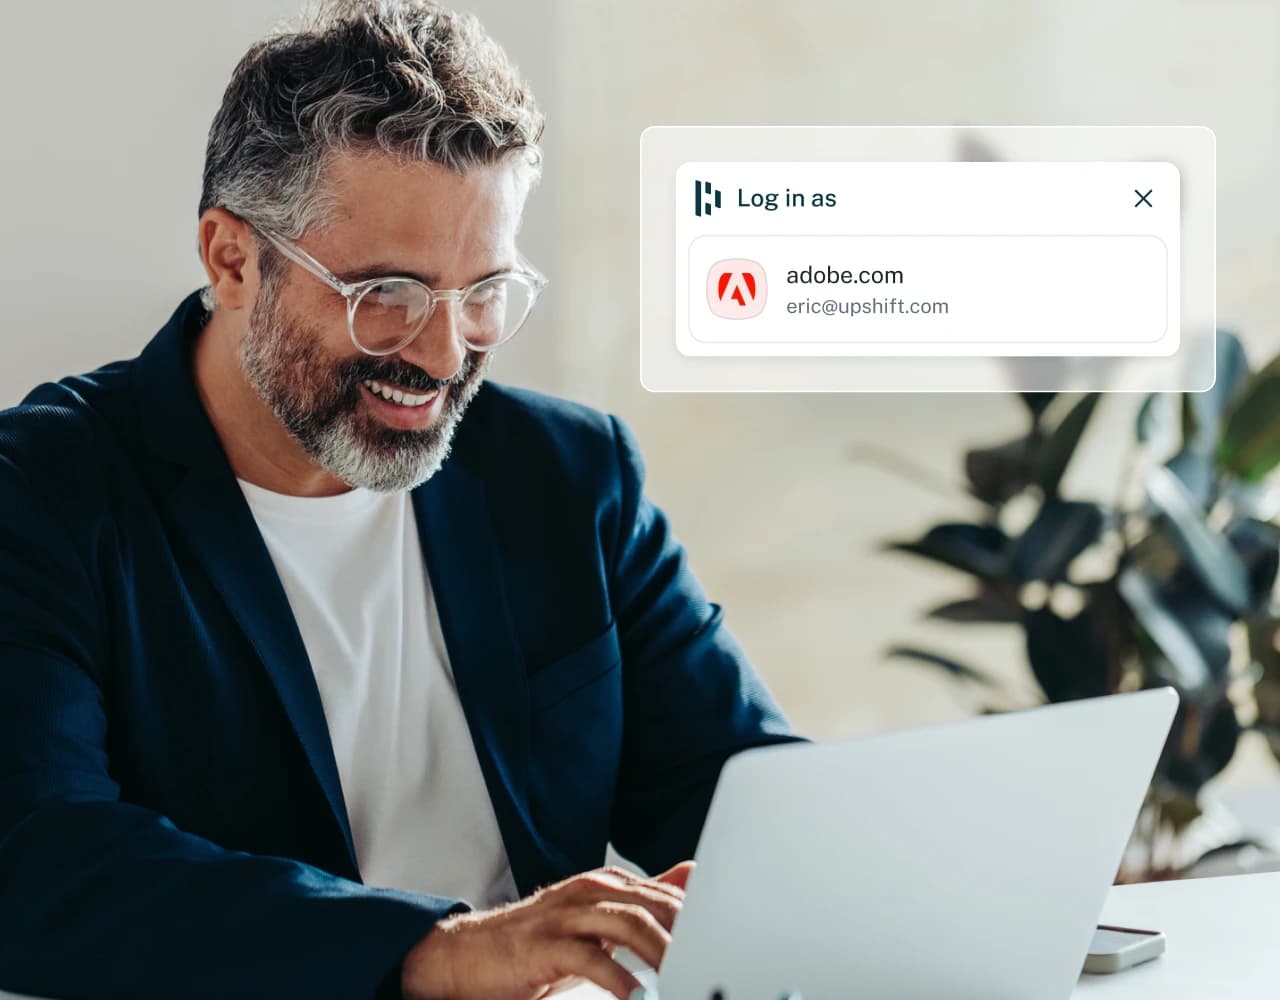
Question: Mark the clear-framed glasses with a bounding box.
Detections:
[256,227,548,356]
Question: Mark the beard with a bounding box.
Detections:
[239,282,489,493]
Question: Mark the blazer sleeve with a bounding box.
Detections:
[0,454,464,1000]
[604,416,807,873]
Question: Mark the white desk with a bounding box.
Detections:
[1,873,1274,999]
[557,872,1279,1000]
[1074,872,1277,998]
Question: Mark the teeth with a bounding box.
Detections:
[362,380,439,408]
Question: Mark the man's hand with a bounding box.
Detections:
[400,862,695,1000]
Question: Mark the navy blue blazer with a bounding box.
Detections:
[0,292,801,999]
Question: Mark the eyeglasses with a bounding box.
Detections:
[256,227,548,356]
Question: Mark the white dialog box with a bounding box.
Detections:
[641,127,1215,393]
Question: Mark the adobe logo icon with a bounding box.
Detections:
[706,258,768,319]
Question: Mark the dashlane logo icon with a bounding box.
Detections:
[694,178,722,217]
[707,259,767,319]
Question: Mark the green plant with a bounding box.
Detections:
[883,333,1280,877]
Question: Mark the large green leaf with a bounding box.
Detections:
[926,585,1022,624]
[1226,519,1280,613]
[1157,570,1234,681]
[1144,465,1251,614]
[1118,567,1233,694]
[964,436,1037,506]
[1036,393,1100,497]
[1164,448,1216,507]
[1157,698,1241,797]
[883,522,1012,581]
[1023,603,1114,703]
[1218,356,1280,482]
[1013,499,1106,582]
[1119,569,1210,692]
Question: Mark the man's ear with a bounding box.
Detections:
[198,208,259,312]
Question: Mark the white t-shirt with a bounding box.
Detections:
[239,479,518,908]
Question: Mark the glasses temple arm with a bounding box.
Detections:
[259,229,353,296]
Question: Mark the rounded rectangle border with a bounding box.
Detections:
[640,126,1215,393]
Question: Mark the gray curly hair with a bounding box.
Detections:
[198,0,544,310]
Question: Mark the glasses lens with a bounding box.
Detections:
[352,279,433,354]
[458,276,537,350]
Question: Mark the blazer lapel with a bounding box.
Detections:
[414,463,556,896]
[166,470,358,872]
[133,294,358,874]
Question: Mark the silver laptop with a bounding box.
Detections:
[641,688,1177,1000]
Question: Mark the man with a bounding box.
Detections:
[0,2,800,998]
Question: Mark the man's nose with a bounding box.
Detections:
[397,298,465,381]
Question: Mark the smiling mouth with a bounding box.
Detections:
[360,378,441,408]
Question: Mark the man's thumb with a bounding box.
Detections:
[654,860,696,890]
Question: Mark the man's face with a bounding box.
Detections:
[239,153,528,492]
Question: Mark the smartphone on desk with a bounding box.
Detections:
[1084,924,1166,974]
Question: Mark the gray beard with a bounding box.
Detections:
[239,285,488,493]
